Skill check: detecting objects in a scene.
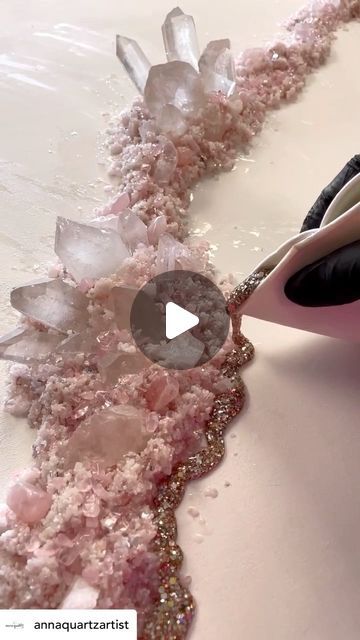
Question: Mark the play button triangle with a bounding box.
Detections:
[165,301,199,340]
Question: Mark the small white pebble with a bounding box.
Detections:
[187,506,200,518]
[204,487,218,499]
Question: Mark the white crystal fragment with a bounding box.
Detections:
[10,279,88,333]
[162,7,200,70]
[146,332,204,369]
[116,35,151,94]
[60,577,99,609]
[144,61,205,118]
[117,210,149,252]
[55,217,130,282]
[156,233,195,273]
[0,326,63,363]
[153,137,178,185]
[199,39,236,96]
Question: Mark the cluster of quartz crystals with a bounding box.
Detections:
[0,191,177,380]
[116,6,236,134]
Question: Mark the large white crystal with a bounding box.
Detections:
[11,279,88,333]
[117,210,149,252]
[64,405,149,468]
[0,326,63,363]
[55,217,130,283]
[199,39,236,96]
[162,7,200,70]
[144,61,205,118]
[116,35,151,94]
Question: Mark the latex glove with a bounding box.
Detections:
[284,155,360,306]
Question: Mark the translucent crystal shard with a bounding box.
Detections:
[55,217,130,283]
[144,61,205,118]
[0,326,63,363]
[116,35,151,94]
[110,285,139,331]
[157,104,187,136]
[162,7,200,70]
[199,39,236,96]
[97,350,150,384]
[10,279,88,333]
[156,233,195,273]
[153,137,178,185]
[117,210,149,252]
[64,405,149,468]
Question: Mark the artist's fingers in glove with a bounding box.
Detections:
[301,154,360,232]
[284,239,360,306]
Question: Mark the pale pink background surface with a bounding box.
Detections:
[0,2,360,639]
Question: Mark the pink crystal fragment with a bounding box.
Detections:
[147,215,167,245]
[64,405,149,468]
[146,372,179,411]
[60,577,99,609]
[6,481,51,524]
[107,192,130,215]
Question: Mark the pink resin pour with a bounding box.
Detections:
[0,1,359,635]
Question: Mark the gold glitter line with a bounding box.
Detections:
[142,271,269,640]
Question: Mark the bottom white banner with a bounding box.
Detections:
[0,610,137,639]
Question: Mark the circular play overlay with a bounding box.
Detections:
[130,270,230,370]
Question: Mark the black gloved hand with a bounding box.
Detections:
[284,155,360,307]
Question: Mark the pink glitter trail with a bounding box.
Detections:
[0,1,359,637]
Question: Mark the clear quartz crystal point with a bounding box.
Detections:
[199,39,236,96]
[55,217,130,283]
[162,7,200,70]
[116,35,151,94]
[0,326,63,363]
[144,61,205,118]
[10,279,89,333]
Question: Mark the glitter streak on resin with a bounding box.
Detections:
[0,1,359,639]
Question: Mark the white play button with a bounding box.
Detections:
[165,301,199,340]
